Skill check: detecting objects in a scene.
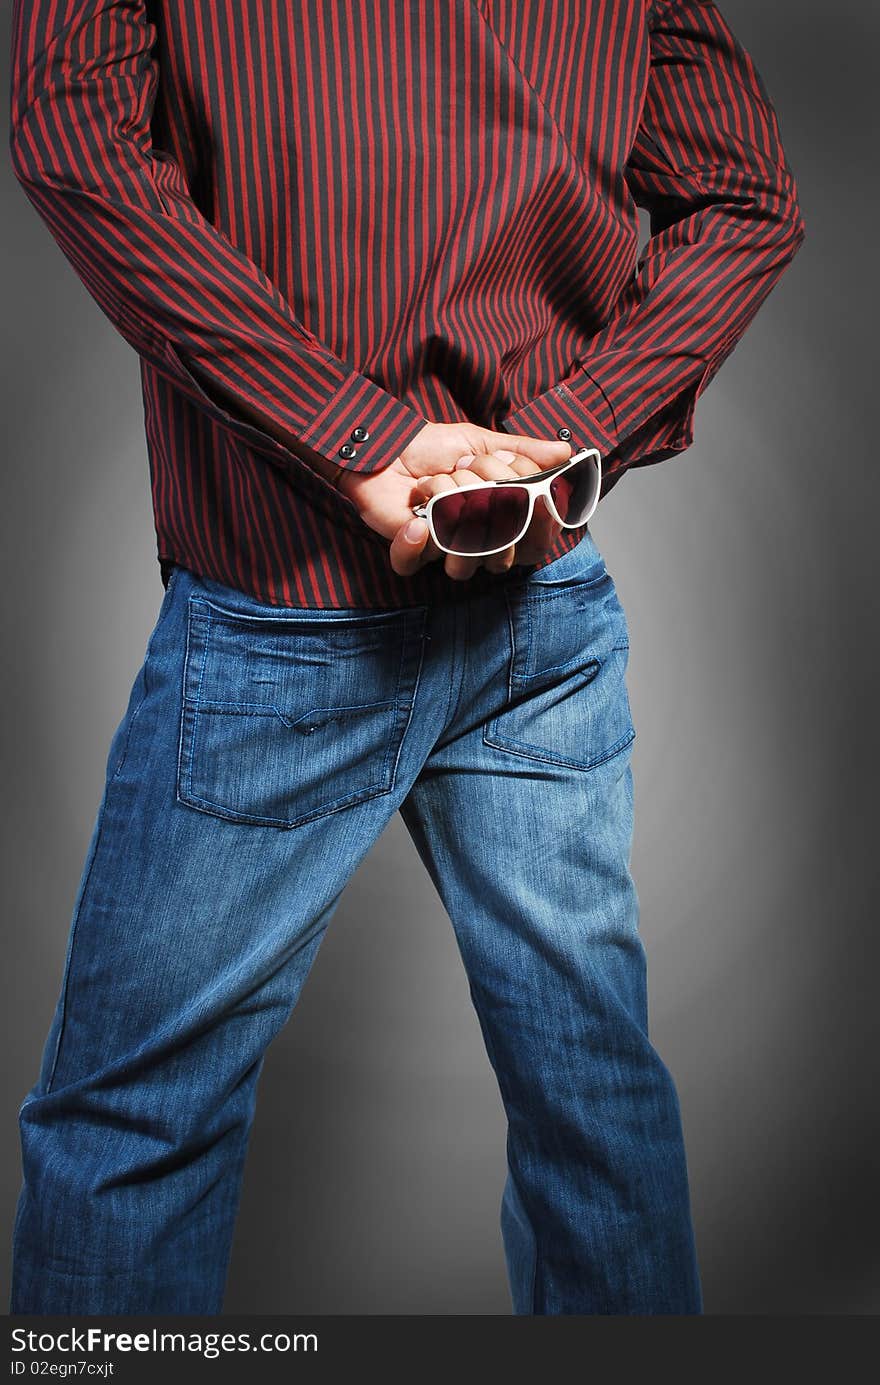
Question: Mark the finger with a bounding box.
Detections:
[443,528,483,582]
[411,470,490,582]
[514,494,563,564]
[471,454,558,563]
[446,459,534,572]
[508,456,543,476]
[482,542,518,575]
[440,466,522,579]
[445,450,524,482]
[485,431,572,468]
[413,470,470,498]
[388,514,436,576]
[416,463,527,577]
[439,467,506,578]
[449,463,506,486]
[445,450,544,483]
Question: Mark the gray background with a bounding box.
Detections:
[2,2,876,1314]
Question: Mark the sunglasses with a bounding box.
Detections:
[410,446,602,558]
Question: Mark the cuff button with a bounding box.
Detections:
[351,426,370,442]
[556,427,572,441]
[338,443,357,459]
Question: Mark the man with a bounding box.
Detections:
[8,0,804,1314]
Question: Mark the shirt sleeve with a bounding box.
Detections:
[501,0,806,494]
[8,0,427,489]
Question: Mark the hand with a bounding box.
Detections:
[334,420,572,579]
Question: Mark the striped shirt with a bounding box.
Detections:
[9,0,805,608]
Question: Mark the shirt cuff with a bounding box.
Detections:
[500,379,618,462]
[298,370,428,475]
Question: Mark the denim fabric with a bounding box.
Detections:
[10,531,702,1314]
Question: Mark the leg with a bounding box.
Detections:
[399,534,702,1313]
[10,563,430,1313]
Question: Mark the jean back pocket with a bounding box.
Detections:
[177,594,426,828]
[484,552,635,773]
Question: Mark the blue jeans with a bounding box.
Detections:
[10,531,702,1314]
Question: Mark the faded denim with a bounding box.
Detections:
[10,530,702,1314]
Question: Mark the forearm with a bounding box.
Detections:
[9,0,426,486]
[504,0,806,482]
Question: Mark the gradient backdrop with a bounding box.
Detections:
[2,2,876,1314]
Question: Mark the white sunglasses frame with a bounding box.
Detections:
[410,446,602,557]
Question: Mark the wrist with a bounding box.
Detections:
[309,451,352,491]
[331,461,353,493]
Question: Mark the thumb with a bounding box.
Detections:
[388,514,433,577]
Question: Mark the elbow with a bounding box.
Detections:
[772,165,807,262]
[742,159,807,265]
[9,107,72,194]
[9,122,30,187]
[781,189,807,260]
[748,183,806,272]
[9,117,44,192]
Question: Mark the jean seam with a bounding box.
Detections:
[398,608,428,760]
[187,600,213,806]
[44,576,177,1094]
[111,575,177,782]
[445,598,470,732]
[43,789,109,1096]
[469,990,540,1313]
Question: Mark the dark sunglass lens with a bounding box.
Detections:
[432,485,530,554]
[549,454,600,525]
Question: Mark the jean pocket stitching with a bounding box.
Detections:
[111,577,181,781]
[175,596,421,827]
[522,533,605,586]
[483,720,636,772]
[523,564,609,596]
[485,604,635,772]
[516,574,613,683]
[186,600,213,808]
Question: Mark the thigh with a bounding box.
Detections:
[398,549,701,1312]
[399,534,645,1069]
[35,564,430,1100]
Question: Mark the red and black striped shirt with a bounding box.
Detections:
[9,0,805,608]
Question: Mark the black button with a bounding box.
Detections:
[338,443,357,459]
[351,426,370,442]
[556,427,572,441]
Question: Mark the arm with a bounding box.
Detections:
[502,0,806,490]
[8,0,427,491]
